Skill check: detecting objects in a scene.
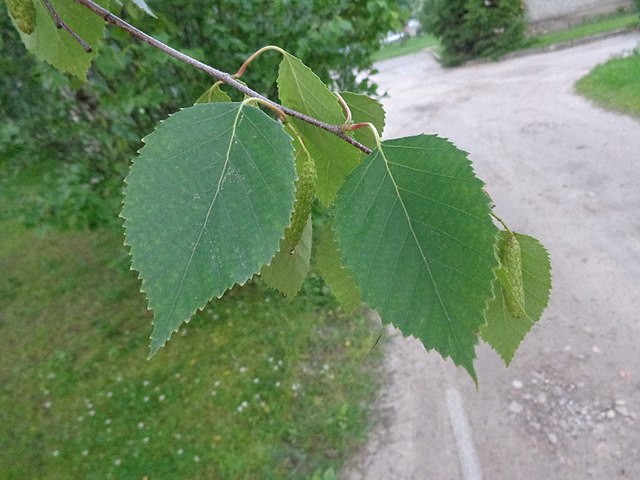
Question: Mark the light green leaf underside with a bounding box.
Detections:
[16,0,108,79]
[261,217,312,298]
[195,83,231,104]
[335,135,499,380]
[340,91,386,150]
[481,232,552,365]
[315,223,362,313]
[277,52,363,207]
[121,102,296,356]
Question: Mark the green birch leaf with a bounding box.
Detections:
[340,91,386,150]
[261,216,312,298]
[14,0,108,79]
[315,223,362,313]
[195,83,231,104]
[121,102,296,356]
[277,52,363,207]
[481,232,552,365]
[335,135,498,380]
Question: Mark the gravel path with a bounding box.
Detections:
[343,32,640,480]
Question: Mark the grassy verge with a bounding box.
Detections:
[0,222,382,479]
[373,12,639,63]
[372,34,440,62]
[528,11,639,49]
[575,50,640,118]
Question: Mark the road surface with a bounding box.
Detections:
[343,32,640,480]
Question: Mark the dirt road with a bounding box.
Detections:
[343,33,640,479]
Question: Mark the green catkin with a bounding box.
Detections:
[284,150,316,250]
[7,0,36,35]
[501,232,526,318]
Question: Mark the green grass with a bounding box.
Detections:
[372,34,440,62]
[575,51,640,118]
[528,11,639,49]
[0,221,382,479]
[372,12,639,63]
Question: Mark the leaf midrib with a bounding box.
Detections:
[379,146,457,337]
[166,103,246,320]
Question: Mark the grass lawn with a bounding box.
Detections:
[527,11,639,49]
[0,219,382,479]
[372,34,440,62]
[575,50,640,118]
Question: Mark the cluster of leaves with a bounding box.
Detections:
[1,0,404,229]
[7,0,552,382]
[420,0,526,65]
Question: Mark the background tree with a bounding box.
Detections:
[420,0,526,65]
[0,0,404,229]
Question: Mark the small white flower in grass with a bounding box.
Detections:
[143,380,150,387]
[239,367,247,374]
[193,455,200,463]
[52,450,59,457]
[177,448,184,456]
[275,382,281,388]
[291,383,301,392]
[104,419,111,425]
[158,394,166,402]
[273,365,279,371]
[114,458,121,466]
[137,421,144,429]
[88,410,96,417]
[47,372,55,379]
[81,450,88,456]
[77,416,84,422]
[106,391,113,398]
[210,390,217,397]
[43,400,52,409]
[253,377,260,384]
[143,437,150,444]
[214,380,221,387]
[268,357,274,363]
[143,396,149,402]
[277,360,284,367]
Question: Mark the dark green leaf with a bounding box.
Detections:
[335,135,498,380]
[481,232,552,365]
[122,102,296,355]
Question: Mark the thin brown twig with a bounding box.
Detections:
[43,0,93,53]
[71,0,372,155]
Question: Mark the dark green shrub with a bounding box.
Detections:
[420,0,526,66]
[1,0,403,230]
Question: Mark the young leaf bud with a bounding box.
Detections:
[285,152,316,249]
[501,232,526,318]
